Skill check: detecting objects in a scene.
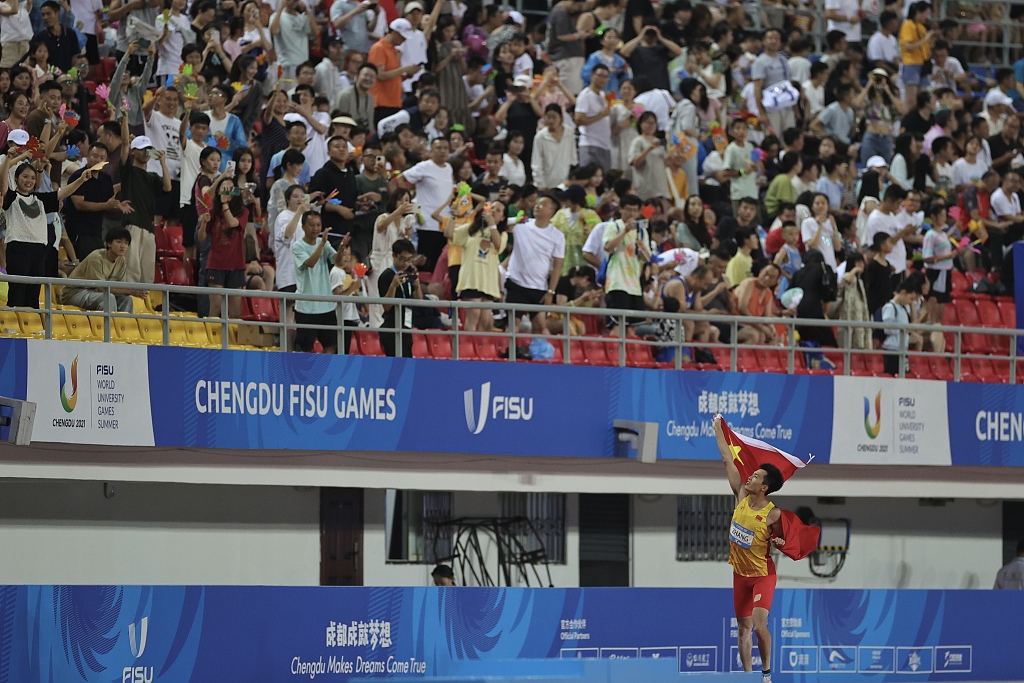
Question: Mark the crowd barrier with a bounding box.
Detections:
[0,585,1018,682]
[2,332,1024,466]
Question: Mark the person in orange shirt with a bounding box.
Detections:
[714,414,786,683]
[368,19,421,124]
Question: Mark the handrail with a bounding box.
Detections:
[0,272,1020,382]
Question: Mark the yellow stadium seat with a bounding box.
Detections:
[49,313,71,339]
[88,313,109,340]
[167,320,189,346]
[62,311,95,341]
[137,317,166,345]
[147,290,163,312]
[183,319,212,347]
[0,309,25,336]
[112,316,143,343]
[17,311,44,336]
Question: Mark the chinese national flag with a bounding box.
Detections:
[720,419,821,562]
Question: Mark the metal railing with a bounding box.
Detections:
[0,273,1020,383]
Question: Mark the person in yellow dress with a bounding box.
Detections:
[713,414,786,683]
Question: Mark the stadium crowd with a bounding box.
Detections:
[0,0,1022,362]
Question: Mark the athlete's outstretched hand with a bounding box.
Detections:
[771,536,786,547]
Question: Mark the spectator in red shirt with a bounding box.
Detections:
[200,176,249,320]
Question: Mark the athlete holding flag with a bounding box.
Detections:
[713,413,821,683]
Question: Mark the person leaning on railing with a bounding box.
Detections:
[377,238,422,358]
[60,227,147,313]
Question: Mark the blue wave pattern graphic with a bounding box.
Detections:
[0,586,204,683]
[0,586,1019,681]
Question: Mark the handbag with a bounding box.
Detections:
[762,81,800,112]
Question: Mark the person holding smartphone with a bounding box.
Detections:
[376,238,423,358]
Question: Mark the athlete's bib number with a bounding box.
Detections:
[730,521,754,549]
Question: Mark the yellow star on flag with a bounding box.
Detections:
[729,440,743,465]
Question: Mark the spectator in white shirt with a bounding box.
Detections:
[504,194,566,344]
[574,64,613,171]
[864,184,916,277]
[929,41,970,92]
[803,62,829,122]
[825,0,863,44]
[270,0,316,80]
[866,11,901,76]
[532,103,578,190]
[990,170,1024,223]
[314,36,346,108]
[787,38,812,84]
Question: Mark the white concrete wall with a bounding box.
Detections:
[0,480,320,585]
[630,494,1002,590]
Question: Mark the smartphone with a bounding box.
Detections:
[146,149,158,159]
[137,38,151,48]
[211,30,221,44]
[376,155,386,167]
[225,160,236,176]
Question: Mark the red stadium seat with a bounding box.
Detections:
[240,297,279,322]
[156,224,186,258]
[950,270,970,297]
[625,341,656,368]
[410,333,429,358]
[426,333,452,359]
[568,339,587,365]
[469,336,501,361]
[454,336,479,360]
[759,350,787,373]
[970,358,1000,383]
[160,257,190,287]
[908,355,935,380]
[582,338,614,366]
[355,330,385,356]
[997,300,1016,327]
[929,356,954,382]
[735,348,760,372]
[953,300,993,354]
[603,338,625,366]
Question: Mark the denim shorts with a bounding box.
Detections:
[902,63,930,88]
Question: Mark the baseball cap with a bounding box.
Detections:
[870,68,889,77]
[985,89,1013,108]
[7,129,29,146]
[557,184,586,206]
[283,112,307,125]
[504,10,524,24]
[403,1,424,13]
[129,135,154,150]
[389,18,417,39]
[511,74,532,89]
[332,115,358,127]
[865,155,888,169]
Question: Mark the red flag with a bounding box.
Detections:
[720,418,821,561]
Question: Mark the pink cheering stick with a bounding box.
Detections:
[94,83,109,101]
[959,236,983,254]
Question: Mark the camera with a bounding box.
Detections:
[403,267,419,283]
[644,27,656,38]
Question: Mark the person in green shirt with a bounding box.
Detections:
[764,152,802,219]
[722,118,759,216]
[291,211,338,353]
[61,227,147,312]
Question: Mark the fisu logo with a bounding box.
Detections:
[463,382,533,434]
[124,617,153,683]
[863,390,882,439]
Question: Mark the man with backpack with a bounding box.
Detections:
[878,278,923,376]
[601,195,651,335]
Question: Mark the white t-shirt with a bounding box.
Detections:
[273,208,301,289]
[801,216,838,269]
[930,57,965,90]
[990,187,1022,219]
[634,89,674,131]
[300,111,331,175]
[864,208,907,274]
[145,110,181,179]
[826,0,861,42]
[401,160,454,231]
[179,139,204,207]
[398,30,428,92]
[155,13,192,77]
[802,80,825,119]
[506,219,567,291]
[701,150,724,185]
[69,0,101,35]
[951,157,988,188]
[582,220,606,260]
[501,154,526,186]
[866,31,899,64]
[513,52,533,79]
[576,87,611,150]
[330,265,360,322]
[787,56,811,84]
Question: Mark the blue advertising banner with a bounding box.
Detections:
[5,336,1024,466]
[0,586,1019,682]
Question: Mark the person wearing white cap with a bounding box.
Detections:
[982,88,1014,137]
[119,134,172,283]
[270,0,317,80]
[397,0,443,94]
[369,19,422,122]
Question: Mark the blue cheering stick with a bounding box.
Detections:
[326,198,342,205]
[66,144,81,161]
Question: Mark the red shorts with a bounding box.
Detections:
[733,572,777,617]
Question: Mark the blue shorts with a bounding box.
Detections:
[902,64,930,88]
